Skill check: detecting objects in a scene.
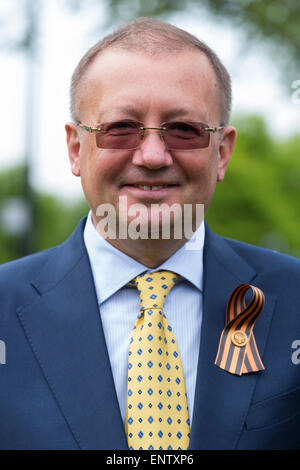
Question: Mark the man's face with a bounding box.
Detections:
[66,49,236,233]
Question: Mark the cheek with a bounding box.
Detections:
[79,148,125,200]
[78,147,105,202]
[182,152,219,209]
[80,143,106,182]
[185,152,218,185]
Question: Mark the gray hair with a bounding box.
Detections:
[70,17,232,125]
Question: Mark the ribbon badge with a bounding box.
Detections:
[214,284,265,376]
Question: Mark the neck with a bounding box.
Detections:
[91,212,187,268]
[106,237,187,268]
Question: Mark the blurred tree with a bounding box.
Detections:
[72,0,300,82]
[0,165,89,263]
[1,0,300,78]
[1,0,299,261]
[0,0,40,256]
[206,114,300,258]
[0,115,299,263]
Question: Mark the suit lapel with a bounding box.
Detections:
[189,225,276,450]
[16,217,276,450]
[17,218,128,450]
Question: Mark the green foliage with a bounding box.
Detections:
[0,114,299,263]
[101,0,300,82]
[0,166,89,263]
[206,114,300,258]
[2,0,300,80]
[35,194,89,251]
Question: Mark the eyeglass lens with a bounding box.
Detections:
[95,120,210,150]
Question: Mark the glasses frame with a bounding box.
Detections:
[76,120,225,150]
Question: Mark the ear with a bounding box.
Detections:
[65,122,81,177]
[217,126,236,182]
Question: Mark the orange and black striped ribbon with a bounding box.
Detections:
[214,284,265,376]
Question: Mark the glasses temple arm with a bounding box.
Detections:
[76,122,102,133]
[205,126,225,132]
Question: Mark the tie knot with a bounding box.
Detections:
[130,270,180,311]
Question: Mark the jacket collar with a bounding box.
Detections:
[17,218,276,450]
[189,224,276,449]
[18,217,128,450]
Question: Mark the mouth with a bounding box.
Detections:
[123,181,179,189]
[131,184,174,191]
[120,183,179,198]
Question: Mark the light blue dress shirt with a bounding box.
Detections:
[83,211,204,425]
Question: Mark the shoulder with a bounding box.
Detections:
[226,237,300,273]
[0,251,53,328]
[0,217,87,288]
[206,223,300,274]
[0,246,58,284]
[0,246,58,277]
[223,236,300,295]
[0,218,88,325]
[205,223,300,295]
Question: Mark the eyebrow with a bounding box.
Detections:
[96,106,207,124]
[96,106,141,123]
[162,107,204,121]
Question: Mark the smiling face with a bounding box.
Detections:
[66,48,236,238]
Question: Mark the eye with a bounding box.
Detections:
[105,120,139,134]
[166,122,200,138]
[173,122,194,131]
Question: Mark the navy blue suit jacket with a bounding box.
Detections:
[0,217,300,449]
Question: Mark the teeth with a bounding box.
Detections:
[136,185,167,190]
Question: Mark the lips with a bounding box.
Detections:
[119,183,179,200]
[133,184,172,191]
[123,183,178,191]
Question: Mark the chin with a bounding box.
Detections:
[119,205,185,242]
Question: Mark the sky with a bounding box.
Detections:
[0,0,299,201]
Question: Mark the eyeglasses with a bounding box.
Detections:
[76,119,224,150]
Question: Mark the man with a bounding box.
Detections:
[0,17,299,450]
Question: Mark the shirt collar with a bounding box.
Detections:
[84,211,205,304]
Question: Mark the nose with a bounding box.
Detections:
[131,129,173,170]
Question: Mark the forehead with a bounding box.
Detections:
[78,49,220,123]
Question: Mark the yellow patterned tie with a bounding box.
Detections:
[125,270,190,450]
